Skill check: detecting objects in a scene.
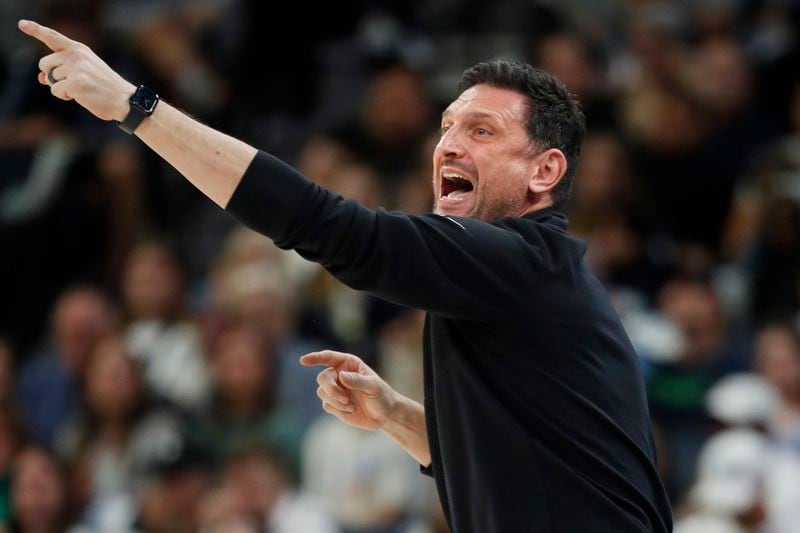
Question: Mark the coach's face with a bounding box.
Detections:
[433,84,563,221]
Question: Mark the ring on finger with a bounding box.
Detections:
[47,67,61,85]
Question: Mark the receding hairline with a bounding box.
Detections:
[441,85,534,128]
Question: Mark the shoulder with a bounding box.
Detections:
[19,354,66,381]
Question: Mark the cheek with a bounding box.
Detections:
[478,158,530,195]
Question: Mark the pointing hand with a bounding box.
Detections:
[18,19,135,122]
[300,350,398,431]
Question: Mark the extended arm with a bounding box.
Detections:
[19,19,545,321]
[19,19,254,208]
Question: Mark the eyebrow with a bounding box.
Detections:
[441,110,504,123]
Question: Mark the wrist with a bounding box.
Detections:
[381,392,413,432]
[113,81,137,122]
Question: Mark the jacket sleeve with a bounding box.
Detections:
[225,150,544,321]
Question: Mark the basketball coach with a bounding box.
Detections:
[19,19,672,532]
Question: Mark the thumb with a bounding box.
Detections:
[339,371,381,394]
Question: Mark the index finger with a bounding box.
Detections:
[18,20,75,52]
[300,350,356,368]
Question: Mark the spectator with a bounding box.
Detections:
[135,440,212,533]
[332,63,433,190]
[16,287,113,447]
[55,333,183,532]
[681,429,769,531]
[302,415,431,532]
[209,228,326,430]
[533,32,618,132]
[200,446,335,533]
[122,241,211,413]
[755,325,800,440]
[6,1,800,528]
[9,447,69,533]
[187,326,303,472]
[647,278,749,497]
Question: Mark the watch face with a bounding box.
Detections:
[131,86,159,114]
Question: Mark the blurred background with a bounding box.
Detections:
[1,0,800,531]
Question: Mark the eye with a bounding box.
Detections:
[440,124,451,135]
[474,127,491,136]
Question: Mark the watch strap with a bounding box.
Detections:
[116,85,159,135]
[117,107,147,134]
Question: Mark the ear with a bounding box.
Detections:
[528,148,568,196]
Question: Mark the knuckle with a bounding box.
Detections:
[316,387,325,400]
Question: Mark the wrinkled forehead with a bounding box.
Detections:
[442,84,529,126]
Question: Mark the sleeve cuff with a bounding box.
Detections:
[225,150,315,243]
[420,463,434,478]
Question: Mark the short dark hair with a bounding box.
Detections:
[458,61,586,210]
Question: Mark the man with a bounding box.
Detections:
[18,19,673,532]
[17,286,113,446]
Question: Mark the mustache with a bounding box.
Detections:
[437,159,477,176]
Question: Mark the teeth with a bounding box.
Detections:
[443,173,468,181]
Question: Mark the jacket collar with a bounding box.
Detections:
[522,206,568,230]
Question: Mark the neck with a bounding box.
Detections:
[520,198,555,217]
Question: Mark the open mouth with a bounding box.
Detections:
[440,172,475,200]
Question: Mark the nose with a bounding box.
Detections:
[435,127,466,160]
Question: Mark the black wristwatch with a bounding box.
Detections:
[116,85,159,134]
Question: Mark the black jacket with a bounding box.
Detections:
[227,151,673,532]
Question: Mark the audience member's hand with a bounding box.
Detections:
[18,20,135,122]
[300,350,397,431]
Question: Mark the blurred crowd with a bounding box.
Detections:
[2,0,800,531]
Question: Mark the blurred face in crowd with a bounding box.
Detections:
[123,243,184,321]
[12,448,66,532]
[212,328,271,414]
[297,137,352,188]
[659,280,724,363]
[756,326,800,401]
[53,288,112,372]
[140,469,211,533]
[85,336,143,422]
[623,89,705,153]
[212,230,295,344]
[536,34,593,100]
[330,163,381,208]
[434,84,563,221]
[223,451,285,517]
[585,216,641,278]
[572,134,630,211]
[688,38,751,117]
[366,66,431,147]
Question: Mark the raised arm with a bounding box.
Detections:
[18,19,255,207]
[19,19,550,321]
